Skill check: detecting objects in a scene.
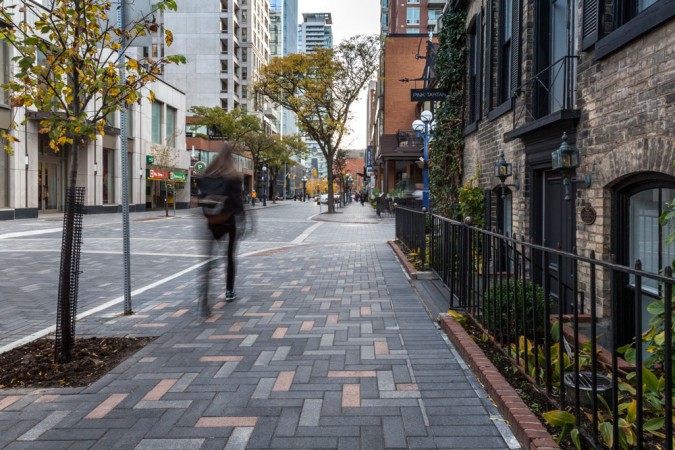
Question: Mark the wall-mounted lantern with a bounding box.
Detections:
[494,149,520,198]
[551,132,591,201]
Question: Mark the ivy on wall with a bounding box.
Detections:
[430,8,467,219]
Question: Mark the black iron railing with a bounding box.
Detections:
[396,129,424,147]
[395,206,426,267]
[397,211,674,450]
[513,55,579,122]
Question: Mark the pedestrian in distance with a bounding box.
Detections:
[196,142,244,317]
[251,190,257,206]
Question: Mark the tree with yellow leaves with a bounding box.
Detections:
[253,35,380,213]
[0,0,185,363]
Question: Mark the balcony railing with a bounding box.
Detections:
[513,55,578,122]
[395,206,674,450]
[396,129,424,147]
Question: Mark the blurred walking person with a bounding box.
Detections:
[196,142,244,317]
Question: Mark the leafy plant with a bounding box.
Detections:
[484,279,547,340]
[428,7,466,218]
[456,175,485,227]
[542,410,582,449]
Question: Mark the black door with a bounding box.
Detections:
[534,169,576,314]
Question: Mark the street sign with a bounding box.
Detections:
[410,89,447,102]
[194,161,206,174]
[146,155,154,164]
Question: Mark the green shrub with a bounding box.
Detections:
[484,279,547,339]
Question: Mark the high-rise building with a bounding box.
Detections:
[296,12,333,177]
[159,0,272,127]
[298,13,332,53]
[269,0,299,137]
[380,0,445,35]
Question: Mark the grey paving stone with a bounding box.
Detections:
[0,206,519,450]
[383,416,408,448]
[360,425,385,450]
[273,407,300,437]
[268,437,339,448]
[134,438,205,449]
[298,399,322,427]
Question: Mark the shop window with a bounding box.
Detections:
[0,35,8,106]
[151,101,163,144]
[166,106,177,146]
[102,148,115,204]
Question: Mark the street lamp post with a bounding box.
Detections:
[412,110,435,211]
[344,174,351,204]
[301,176,308,202]
[262,165,268,207]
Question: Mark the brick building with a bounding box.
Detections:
[454,0,674,344]
[374,34,436,195]
[373,0,444,197]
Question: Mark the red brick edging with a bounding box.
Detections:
[438,314,560,450]
[387,240,417,279]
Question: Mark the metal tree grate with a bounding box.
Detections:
[55,186,85,363]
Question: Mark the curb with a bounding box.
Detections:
[387,240,417,279]
[438,314,561,450]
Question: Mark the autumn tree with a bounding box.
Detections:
[0,0,185,362]
[189,106,261,144]
[253,34,380,213]
[261,134,307,203]
[189,105,263,186]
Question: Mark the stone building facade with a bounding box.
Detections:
[454,0,675,345]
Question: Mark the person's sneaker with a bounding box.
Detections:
[225,291,236,302]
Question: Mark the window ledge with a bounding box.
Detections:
[595,0,675,60]
[463,121,478,136]
[504,110,580,141]
[488,99,513,122]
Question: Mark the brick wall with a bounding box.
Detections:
[382,36,432,135]
[576,20,675,263]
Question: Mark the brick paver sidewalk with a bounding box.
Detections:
[0,206,519,449]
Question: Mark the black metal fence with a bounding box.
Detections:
[396,208,674,450]
[395,206,427,267]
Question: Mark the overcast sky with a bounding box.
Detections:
[297,0,380,149]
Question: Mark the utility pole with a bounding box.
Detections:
[118,0,132,314]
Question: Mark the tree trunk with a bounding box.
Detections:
[326,158,335,213]
[269,169,278,203]
[56,140,81,363]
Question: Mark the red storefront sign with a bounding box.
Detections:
[148,169,169,180]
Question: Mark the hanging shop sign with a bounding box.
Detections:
[146,155,154,164]
[410,89,447,102]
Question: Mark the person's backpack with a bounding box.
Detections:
[197,176,243,220]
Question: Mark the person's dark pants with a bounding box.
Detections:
[199,217,237,314]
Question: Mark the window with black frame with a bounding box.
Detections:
[533,0,575,118]
[497,0,512,105]
[468,15,482,125]
[583,0,674,56]
[615,176,675,347]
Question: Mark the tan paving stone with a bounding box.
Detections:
[85,393,128,419]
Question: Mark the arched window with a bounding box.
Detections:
[614,174,675,346]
